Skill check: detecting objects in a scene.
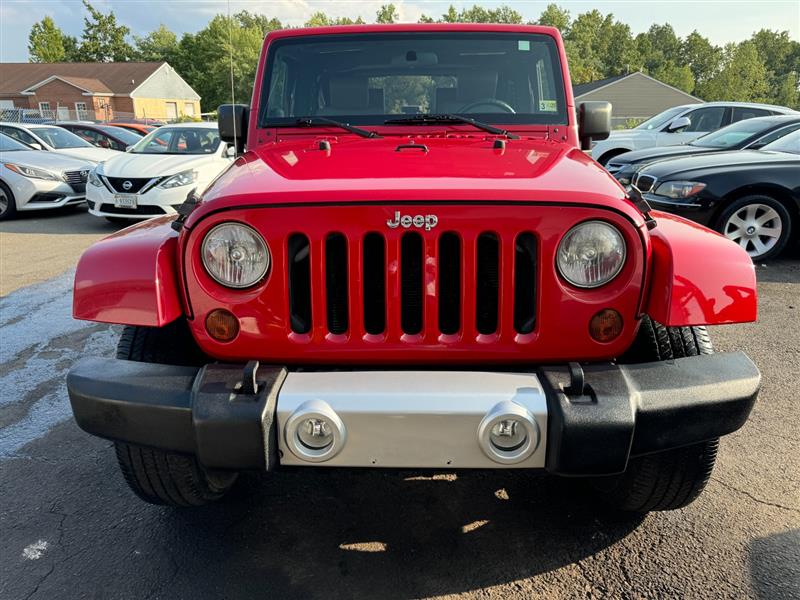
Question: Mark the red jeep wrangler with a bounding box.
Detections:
[67,24,760,512]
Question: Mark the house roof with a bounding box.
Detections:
[0,62,166,97]
[573,71,702,102]
[572,74,630,98]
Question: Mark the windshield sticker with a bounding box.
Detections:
[539,100,558,112]
[518,40,530,51]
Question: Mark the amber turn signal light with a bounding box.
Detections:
[589,309,623,343]
[206,309,240,342]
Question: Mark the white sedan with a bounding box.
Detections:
[87,122,233,221]
[0,122,119,163]
[0,133,94,220]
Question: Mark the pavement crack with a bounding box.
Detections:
[710,477,800,514]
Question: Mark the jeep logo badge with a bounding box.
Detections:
[386,211,438,231]
[122,180,133,191]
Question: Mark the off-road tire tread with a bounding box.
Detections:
[600,316,717,511]
[113,319,235,506]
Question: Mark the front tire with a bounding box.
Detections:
[0,181,17,221]
[593,317,718,512]
[716,195,792,261]
[113,320,237,506]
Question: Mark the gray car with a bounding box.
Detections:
[0,133,93,220]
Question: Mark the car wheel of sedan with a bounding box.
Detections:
[717,195,792,261]
[0,181,17,221]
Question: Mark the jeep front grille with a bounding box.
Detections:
[286,229,537,338]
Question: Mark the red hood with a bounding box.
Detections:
[187,135,641,227]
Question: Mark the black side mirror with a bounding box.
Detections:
[218,104,249,155]
[578,101,612,151]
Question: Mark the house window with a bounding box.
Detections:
[0,100,14,109]
[165,102,178,120]
[184,102,195,116]
[38,101,51,113]
[75,102,88,117]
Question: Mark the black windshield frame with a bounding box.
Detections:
[258,32,568,129]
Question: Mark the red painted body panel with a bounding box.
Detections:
[73,216,183,327]
[646,211,757,326]
[184,204,647,365]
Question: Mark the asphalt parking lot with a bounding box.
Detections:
[0,208,798,599]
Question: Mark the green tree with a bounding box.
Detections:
[62,35,80,61]
[304,12,364,26]
[76,0,134,62]
[376,4,398,24]
[697,41,769,102]
[537,4,571,34]
[28,16,66,62]
[438,4,522,23]
[417,14,436,23]
[681,31,722,86]
[750,29,800,107]
[235,10,282,36]
[133,24,178,62]
[174,13,266,110]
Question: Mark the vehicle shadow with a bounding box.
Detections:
[162,468,645,599]
[748,529,800,599]
[0,206,121,235]
[754,242,800,284]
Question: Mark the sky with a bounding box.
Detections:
[0,0,798,62]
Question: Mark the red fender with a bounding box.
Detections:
[645,211,757,327]
[73,216,183,327]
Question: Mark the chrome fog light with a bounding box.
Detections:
[478,401,540,464]
[285,400,346,462]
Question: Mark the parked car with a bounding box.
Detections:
[86,122,233,222]
[56,122,143,151]
[0,122,119,163]
[107,122,158,136]
[632,128,800,260]
[591,102,797,166]
[67,24,760,515]
[608,114,800,184]
[0,132,92,220]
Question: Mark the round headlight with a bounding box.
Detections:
[557,221,626,288]
[201,223,270,288]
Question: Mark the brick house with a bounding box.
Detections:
[0,62,201,121]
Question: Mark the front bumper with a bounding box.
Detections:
[86,181,188,219]
[8,176,85,212]
[67,353,760,476]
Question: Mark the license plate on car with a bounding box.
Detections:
[114,194,138,209]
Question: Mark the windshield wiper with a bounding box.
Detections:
[287,116,381,139]
[384,114,519,140]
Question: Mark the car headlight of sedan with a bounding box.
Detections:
[653,180,706,199]
[159,169,198,189]
[557,221,626,289]
[88,167,103,187]
[201,222,270,288]
[3,163,61,181]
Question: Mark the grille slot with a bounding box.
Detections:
[514,233,537,334]
[105,177,153,194]
[476,232,499,335]
[288,234,312,334]
[400,232,424,335]
[362,233,386,335]
[438,232,461,334]
[325,233,349,334]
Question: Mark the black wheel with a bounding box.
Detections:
[715,194,792,261]
[113,320,237,506]
[593,317,717,512]
[0,180,17,221]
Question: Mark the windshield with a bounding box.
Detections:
[692,118,775,148]
[635,107,687,131]
[761,129,800,154]
[0,133,30,152]
[97,126,143,145]
[33,126,94,149]
[260,32,567,127]
[130,127,221,155]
